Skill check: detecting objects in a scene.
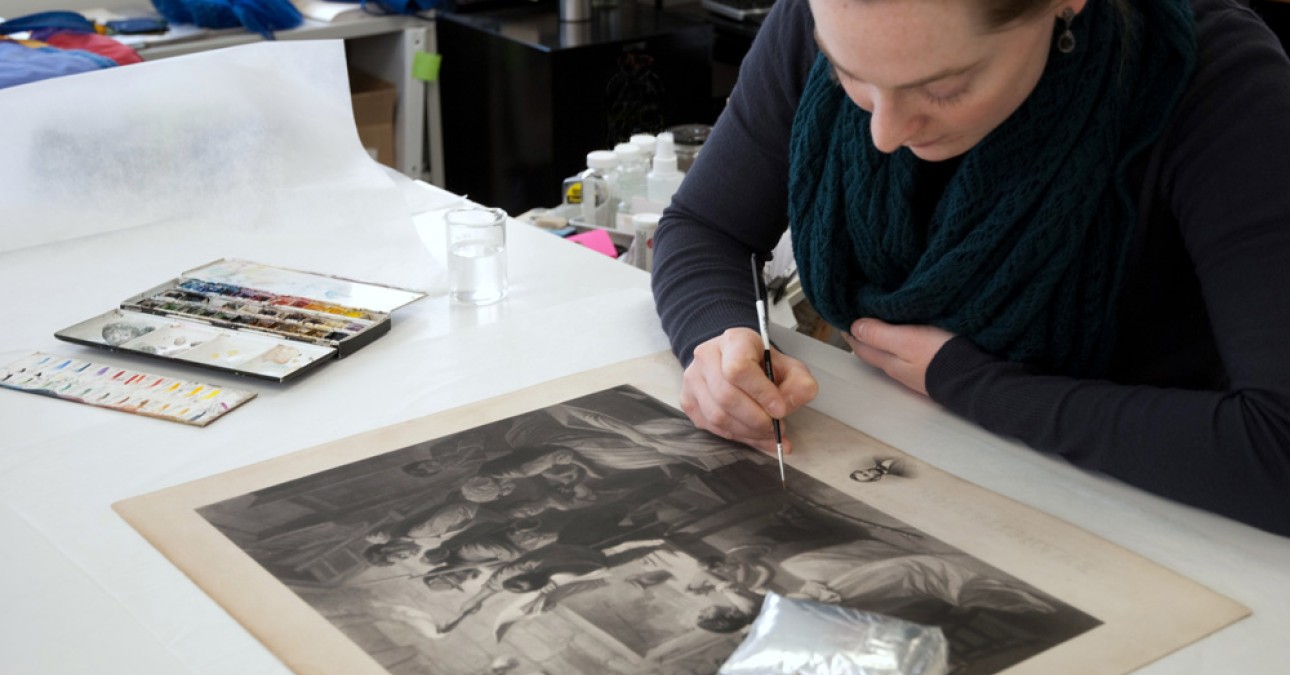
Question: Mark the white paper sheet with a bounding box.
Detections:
[0,40,443,291]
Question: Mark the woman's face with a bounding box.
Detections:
[809,0,1074,161]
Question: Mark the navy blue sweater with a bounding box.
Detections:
[651,0,1290,536]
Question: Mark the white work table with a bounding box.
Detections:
[1,186,1287,674]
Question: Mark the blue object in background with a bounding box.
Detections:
[149,0,302,39]
[324,0,440,16]
[0,41,116,90]
[104,18,170,35]
[0,11,98,35]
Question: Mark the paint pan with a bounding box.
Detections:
[54,260,425,382]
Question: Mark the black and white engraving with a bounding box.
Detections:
[198,385,1100,674]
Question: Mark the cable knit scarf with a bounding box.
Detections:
[788,0,1196,374]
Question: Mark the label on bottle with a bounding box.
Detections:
[632,213,661,271]
[562,179,583,205]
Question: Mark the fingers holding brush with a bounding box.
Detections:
[680,328,817,456]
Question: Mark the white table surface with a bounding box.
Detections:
[1,186,1287,674]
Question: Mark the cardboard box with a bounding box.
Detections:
[349,69,397,168]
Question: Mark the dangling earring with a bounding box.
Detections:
[1057,7,1076,54]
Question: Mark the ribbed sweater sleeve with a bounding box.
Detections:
[651,0,815,364]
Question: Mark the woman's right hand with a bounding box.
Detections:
[680,327,818,456]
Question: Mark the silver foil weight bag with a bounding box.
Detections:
[719,593,949,675]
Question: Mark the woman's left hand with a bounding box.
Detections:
[841,318,956,396]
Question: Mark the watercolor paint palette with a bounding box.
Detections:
[1,352,255,426]
[55,260,425,382]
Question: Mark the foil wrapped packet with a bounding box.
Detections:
[719,592,949,675]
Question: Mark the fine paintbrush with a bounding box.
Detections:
[750,253,787,487]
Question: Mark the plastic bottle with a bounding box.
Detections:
[647,132,684,206]
[562,150,611,205]
[630,212,661,272]
[669,123,711,173]
[562,150,617,229]
[560,169,583,210]
[630,133,656,168]
[613,142,649,230]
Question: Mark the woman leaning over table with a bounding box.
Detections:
[650,0,1290,536]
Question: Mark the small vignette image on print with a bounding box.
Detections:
[196,385,1100,674]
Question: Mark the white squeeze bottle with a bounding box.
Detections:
[578,150,618,229]
[630,132,656,167]
[647,131,684,205]
[613,142,649,230]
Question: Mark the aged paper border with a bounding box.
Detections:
[114,351,1248,674]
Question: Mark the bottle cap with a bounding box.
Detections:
[587,150,617,170]
[651,132,680,176]
[630,133,656,155]
[614,143,642,160]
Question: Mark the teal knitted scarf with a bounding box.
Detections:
[788,0,1196,374]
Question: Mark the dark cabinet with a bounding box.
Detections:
[437,3,715,215]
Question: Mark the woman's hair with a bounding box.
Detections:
[974,0,1131,33]
[977,0,1064,28]
[970,0,1138,76]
